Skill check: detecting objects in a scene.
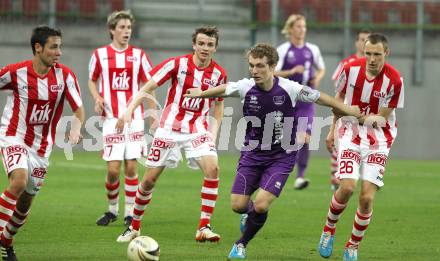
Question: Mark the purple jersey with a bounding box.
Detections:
[275,41,325,87]
[225,76,320,160]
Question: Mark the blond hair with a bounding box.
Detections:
[281,14,305,38]
[107,10,134,39]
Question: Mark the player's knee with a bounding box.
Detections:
[253,202,269,213]
[205,164,219,179]
[142,175,157,191]
[230,201,247,214]
[8,179,27,197]
[107,168,120,180]
[359,193,374,208]
[338,184,356,198]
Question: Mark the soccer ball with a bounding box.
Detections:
[127,236,160,261]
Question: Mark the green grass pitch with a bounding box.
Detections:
[0,151,439,260]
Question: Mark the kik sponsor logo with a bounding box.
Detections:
[111,69,131,91]
[30,102,52,125]
[181,97,202,111]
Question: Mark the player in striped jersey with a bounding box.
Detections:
[318,33,404,261]
[329,29,370,191]
[116,26,227,243]
[0,26,84,261]
[88,10,154,227]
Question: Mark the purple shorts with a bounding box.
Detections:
[294,101,315,134]
[231,152,296,197]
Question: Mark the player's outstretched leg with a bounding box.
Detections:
[227,243,246,260]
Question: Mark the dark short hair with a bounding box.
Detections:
[366,33,389,51]
[192,26,219,46]
[31,25,62,55]
[356,29,371,40]
[247,43,279,66]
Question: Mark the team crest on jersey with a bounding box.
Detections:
[110,68,132,91]
[29,101,53,125]
[273,95,285,105]
[126,56,138,62]
[50,83,64,92]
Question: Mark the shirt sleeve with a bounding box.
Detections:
[385,77,404,108]
[0,65,13,90]
[297,85,320,103]
[275,44,288,71]
[335,67,348,94]
[139,50,153,82]
[88,51,101,81]
[225,78,253,100]
[65,70,83,111]
[312,45,325,70]
[150,57,176,86]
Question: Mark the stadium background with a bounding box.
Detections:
[1,0,439,159]
[0,1,439,261]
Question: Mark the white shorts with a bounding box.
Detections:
[145,128,217,169]
[0,142,49,196]
[102,118,146,161]
[336,137,390,187]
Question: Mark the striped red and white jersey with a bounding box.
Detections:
[88,44,153,119]
[332,53,359,82]
[0,60,83,157]
[150,54,227,133]
[336,57,404,148]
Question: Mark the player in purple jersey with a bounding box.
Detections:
[275,14,326,190]
[185,43,360,260]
